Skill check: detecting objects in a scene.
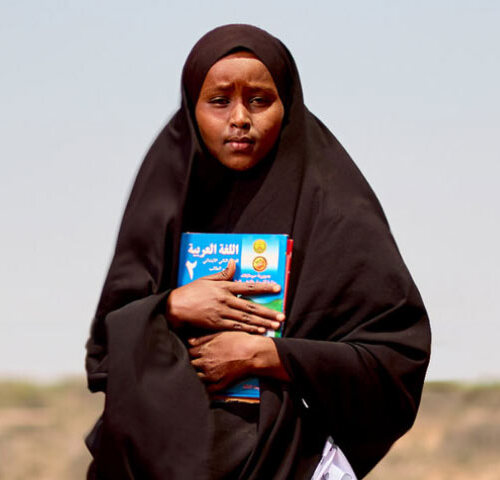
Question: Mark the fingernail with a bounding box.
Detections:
[188,338,196,345]
[276,313,285,321]
[258,327,266,333]
[272,284,280,292]
[272,322,280,329]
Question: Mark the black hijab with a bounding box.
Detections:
[85,24,430,479]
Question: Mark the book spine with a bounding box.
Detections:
[283,238,294,314]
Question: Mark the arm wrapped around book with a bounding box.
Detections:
[271,287,429,477]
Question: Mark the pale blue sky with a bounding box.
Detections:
[1,1,499,381]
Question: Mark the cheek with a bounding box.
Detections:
[258,111,284,150]
[196,112,224,151]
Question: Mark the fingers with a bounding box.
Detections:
[190,357,204,368]
[188,334,222,358]
[194,371,226,392]
[206,382,225,393]
[209,319,266,334]
[188,333,219,347]
[223,308,282,332]
[203,259,236,281]
[227,296,285,323]
[226,319,265,334]
[227,281,281,296]
[191,363,231,392]
[190,359,221,386]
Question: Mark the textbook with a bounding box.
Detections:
[177,232,293,402]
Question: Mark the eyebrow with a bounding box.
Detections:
[245,85,278,95]
[203,83,278,95]
[206,83,234,92]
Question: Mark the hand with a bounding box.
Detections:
[188,332,290,392]
[188,332,260,392]
[167,259,285,334]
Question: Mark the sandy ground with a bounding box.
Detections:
[0,379,498,479]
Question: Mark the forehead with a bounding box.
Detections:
[201,52,278,90]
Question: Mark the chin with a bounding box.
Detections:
[218,155,262,171]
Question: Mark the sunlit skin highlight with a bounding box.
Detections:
[195,51,285,171]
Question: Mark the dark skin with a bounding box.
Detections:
[168,260,284,335]
[194,51,285,171]
[167,260,290,392]
[166,53,291,391]
[188,331,290,393]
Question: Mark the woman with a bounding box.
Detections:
[85,24,431,479]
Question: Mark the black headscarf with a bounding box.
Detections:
[85,24,430,479]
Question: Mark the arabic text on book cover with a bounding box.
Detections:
[177,233,292,402]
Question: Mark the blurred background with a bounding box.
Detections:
[1,1,499,478]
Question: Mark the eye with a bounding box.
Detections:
[208,96,230,106]
[249,96,270,106]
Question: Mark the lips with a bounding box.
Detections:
[225,136,255,144]
[224,136,255,153]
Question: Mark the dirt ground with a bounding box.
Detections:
[0,379,498,479]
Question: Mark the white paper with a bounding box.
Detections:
[310,436,357,480]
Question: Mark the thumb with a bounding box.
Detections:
[205,259,236,281]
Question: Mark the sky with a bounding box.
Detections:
[1,1,499,382]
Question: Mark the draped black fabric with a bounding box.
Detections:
[85,24,431,479]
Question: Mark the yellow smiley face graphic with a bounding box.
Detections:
[253,239,267,254]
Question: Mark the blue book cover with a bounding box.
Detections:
[177,232,291,402]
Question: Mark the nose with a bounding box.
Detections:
[230,101,250,130]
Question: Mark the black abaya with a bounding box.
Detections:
[85,24,431,479]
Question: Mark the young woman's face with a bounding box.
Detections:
[195,51,285,171]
